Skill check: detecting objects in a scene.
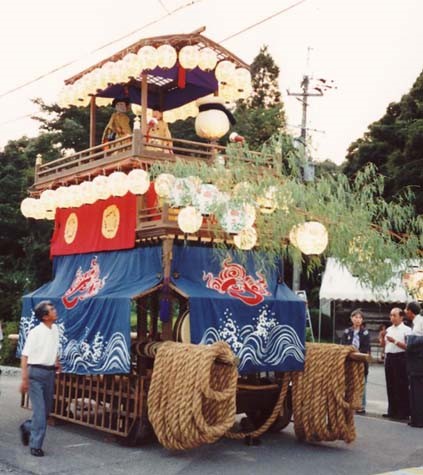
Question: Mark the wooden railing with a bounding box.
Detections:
[32,128,275,192]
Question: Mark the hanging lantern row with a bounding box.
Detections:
[20,170,151,220]
[20,169,328,254]
[57,43,251,109]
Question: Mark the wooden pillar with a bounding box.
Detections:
[161,238,174,341]
[89,96,97,149]
[140,73,148,149]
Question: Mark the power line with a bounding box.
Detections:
[0,0,308,126]
[219,0,308,43]
[0,0,203,101]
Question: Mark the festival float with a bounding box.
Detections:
[16,29,400,449]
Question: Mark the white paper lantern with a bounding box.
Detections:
[157,44,177,69]
[215,61,236,83]
[137,46,158,70]
[154,173,175,199]
[294,221,328,255]
[195,109,230,140]
[39,189,57,211]
[289,224,300,248]
[127,169,150,195]
[234,227,257,250]
[68,185,84,208]
[20,197,38,218]
[177,206,203,233]
[193,184,220,214]
[234,68,252,91]
[178,45,199,70]
[31,200,46,220]
[56,186,73,209]
[92,175,112,201]
[79,181,97,204]
[108,172,129,197]
[198,47,218,71]
[44,208,56,220]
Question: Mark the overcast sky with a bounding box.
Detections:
[1,0,422,164]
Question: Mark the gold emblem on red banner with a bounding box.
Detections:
[102,204,120,239]
[64,213,78,244]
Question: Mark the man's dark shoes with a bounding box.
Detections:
[19,424,29,446]
[30,448,44,457]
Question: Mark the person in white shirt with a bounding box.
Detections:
[19,301,61,457]
[383,307,412,421]
[404,301,423,427]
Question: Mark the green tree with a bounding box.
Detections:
[344,70,423,213]
[234,45,286,150]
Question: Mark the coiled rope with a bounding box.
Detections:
[147,341,364,450]
[147,341,238,450]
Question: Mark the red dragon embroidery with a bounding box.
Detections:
[62,257,107,309]
[203,258,271,306]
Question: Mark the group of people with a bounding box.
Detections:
[341,302,423,427]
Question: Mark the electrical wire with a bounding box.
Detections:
[219,0,308,43]
[0,0,308,127]
[0,0,203,101]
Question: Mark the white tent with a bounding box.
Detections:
[318,258,413,341]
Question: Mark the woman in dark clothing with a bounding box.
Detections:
[341,308,371,414]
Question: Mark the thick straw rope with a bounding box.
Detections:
[147,341,238,450]
[148,342,364,450]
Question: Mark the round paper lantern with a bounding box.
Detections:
[195,109,230,140]
[234,227,257,250]
[157,44,177,69]
[193,184,220,214]
[127,169,150,195]
[108,172,129,197]
[20,197,38,218]
[256,186,278,214]
[44,208,56,220]
[178,45,199,70]
[137,46,158,70]
[31,200,46,220]
[122,52,139,78]
[92,175,112,200]
[402,269,423,300]
[170,177,198,207]
[79,181,97,204]
[154,173,175,199]
[68,185,84,208]
[234,68,252,91]
[294,221,328,255]
[198,47,217,71]
[215,60,235,83]
[56,186,73,209]
[39,189,57,212]
[177,206,203,233]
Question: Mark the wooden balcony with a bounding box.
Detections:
[31,128,275,194]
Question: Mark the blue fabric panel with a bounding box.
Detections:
[170,244,306,374]
[17,246,162,375]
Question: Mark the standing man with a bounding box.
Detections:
[341,309,370,414]
[404,301,423,427]
[384,307,412,421]
[19,301,60,457]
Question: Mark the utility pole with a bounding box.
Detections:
[287,50,332,291]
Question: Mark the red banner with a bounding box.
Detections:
[50,194,136,256]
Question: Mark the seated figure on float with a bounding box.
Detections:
[102,98,132,145]
[146,110,173,154]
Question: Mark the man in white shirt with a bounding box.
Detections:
[405,301,423,427]
[384,307,412,421]
[19,301,60,457]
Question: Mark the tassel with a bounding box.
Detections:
[177,64,186,89]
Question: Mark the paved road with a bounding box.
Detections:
[1,365,422,475]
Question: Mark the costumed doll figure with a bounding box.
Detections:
[102,98,132,144]
[146,110,173,153]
